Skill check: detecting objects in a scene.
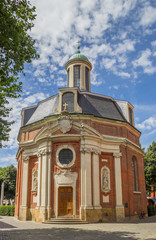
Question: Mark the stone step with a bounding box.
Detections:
[43,218,88,224]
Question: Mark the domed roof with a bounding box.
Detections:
[69,53,88,61]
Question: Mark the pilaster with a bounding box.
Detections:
[113,152,125,222]
[19,155,29,220]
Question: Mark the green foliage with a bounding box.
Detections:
[0,0,39,147]
[0,205,15,216]
[0,165,17,199]
[144,141,156,192]
[147,205,155,216]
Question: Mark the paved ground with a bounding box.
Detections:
[0,215,156,240]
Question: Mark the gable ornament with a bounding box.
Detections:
[58,112,72,133]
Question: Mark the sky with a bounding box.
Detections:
[0,0,156,167]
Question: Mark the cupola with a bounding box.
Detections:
[65,44,92,92]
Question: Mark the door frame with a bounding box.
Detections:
[58,186,73,216]
[54,170,78,218]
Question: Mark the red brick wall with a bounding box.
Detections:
[120,145,147,217]
[15,152,23,217]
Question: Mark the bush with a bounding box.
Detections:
[0,205,15,216]
[147,205,155,216]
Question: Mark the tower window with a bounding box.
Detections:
[129,108,133,125]
[74,65,80,88]
[67,68,70,87]
[132,156,138,191]
[85,67,89,91]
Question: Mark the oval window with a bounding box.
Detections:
[59,149,73,165]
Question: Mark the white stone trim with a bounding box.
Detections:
[21,155,29,207]
[54,170,78,218]
[92,153,101,208]
[113,152,123,206]
[56,145,76,168]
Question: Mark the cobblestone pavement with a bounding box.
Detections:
[0,216,156,240]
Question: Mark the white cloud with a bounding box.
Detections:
[136,117,156,130]
[132,49,156,74]
[151,40,156,47]
[0,154,17,167]
[140,5,156,27]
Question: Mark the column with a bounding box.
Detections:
[37,152,42,208]
[92,152,101,208]
[41,149,48,208]
[113,152,125,221]
[47,149,52,220]
[20,155,29,220]
[84,150,92,208]
[80,150,85,209]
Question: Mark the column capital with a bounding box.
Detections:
[80,147,101,155]
[37,148,49,157]
[23,155,29,162]
[80,147,91,153]
[113,152,122,158]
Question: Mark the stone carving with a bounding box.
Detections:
[58,114,72,133]
[37,148,47,157]
[101,166,111,193]
[32,168,38,194]
[23,155,29,162]
[113,152,122,158]
[80,147,101,155]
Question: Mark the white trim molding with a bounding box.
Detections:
[56,145,76,168]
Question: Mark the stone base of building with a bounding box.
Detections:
[81,207,116,222]
[18,206,124,223]
[115,206,125,222]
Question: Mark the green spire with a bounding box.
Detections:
[77,41,80,53]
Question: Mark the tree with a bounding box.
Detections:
[0,165,17,199]
[0,0,39,147]
[144,141,156,195]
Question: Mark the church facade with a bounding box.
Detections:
[15,49,147,223]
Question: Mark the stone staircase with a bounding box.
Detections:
[43,217,88,224]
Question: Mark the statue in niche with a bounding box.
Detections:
[32,168,38,194]
[101,166,110,193]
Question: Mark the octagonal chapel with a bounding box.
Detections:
[15,47,147,223]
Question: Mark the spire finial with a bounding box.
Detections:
[77,40,80,54]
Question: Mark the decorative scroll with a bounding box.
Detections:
[101,166,111,193]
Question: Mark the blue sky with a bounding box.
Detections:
[0,0,156,167]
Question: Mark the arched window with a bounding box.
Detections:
[132,156,138,191]
[67,68,70,87]
[129,108,133,125]
[74,65,80,88]
[62,92,74,112]
[85,67,89,91]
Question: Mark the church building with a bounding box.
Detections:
[15,46,147,223]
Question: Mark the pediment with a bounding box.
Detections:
[34,120,103,143]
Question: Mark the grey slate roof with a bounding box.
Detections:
[23,94,59,126]
[22,91,126,126]
[78,93,126,121]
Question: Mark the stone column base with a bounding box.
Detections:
[80,207,102,223]
[115,205,125,222]
[19,206,28,221]
[47,207,51,220]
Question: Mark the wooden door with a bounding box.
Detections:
[58,187,73,216]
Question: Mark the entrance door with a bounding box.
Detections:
[58,187,73,216]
